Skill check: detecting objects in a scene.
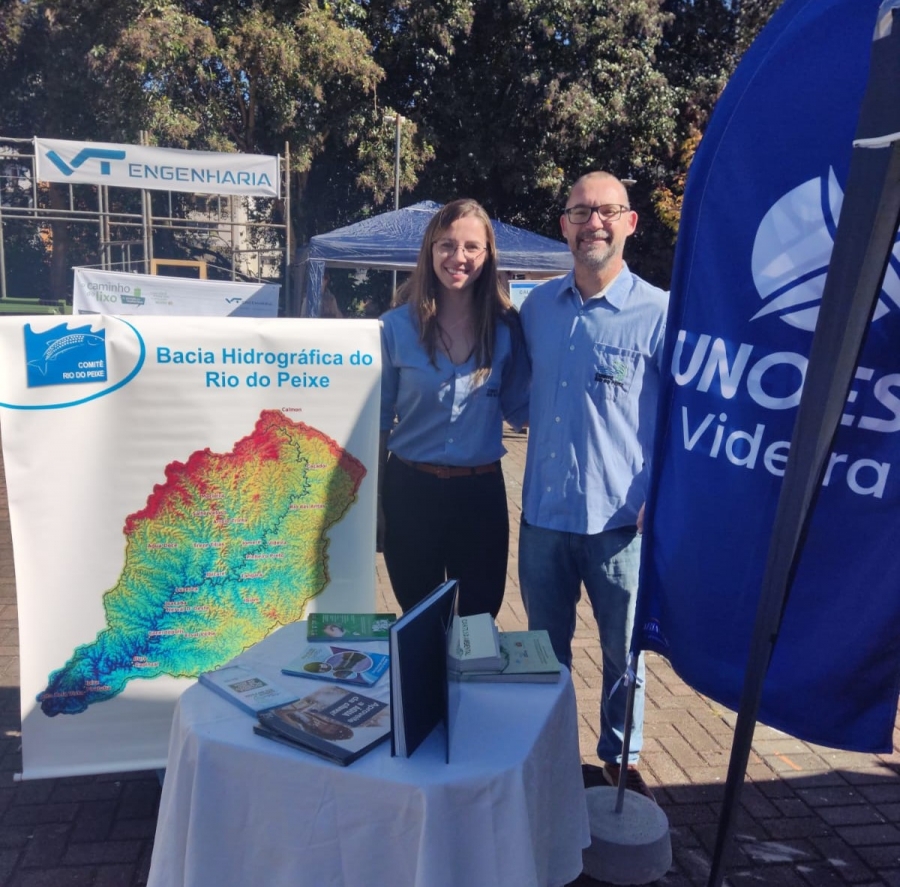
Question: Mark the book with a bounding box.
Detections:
[198,664,300,715]
[255,685,391,766]
[448,613,503,673]
[306,613,397,643]
[389,579,459,759]
[281,643,390,688]
[457,630,562,683]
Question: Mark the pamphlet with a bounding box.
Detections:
[255,685,391,766]
[306,613,397,643]
[198,664,300,715]
[282,644,390,688]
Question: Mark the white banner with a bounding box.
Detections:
[34,138,280,197]
[73,268,280,317]
[0,316,381,778]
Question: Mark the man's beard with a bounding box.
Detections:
[576,234,618,271]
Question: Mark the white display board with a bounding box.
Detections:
[0,316,380,778]
[73,268,280,318]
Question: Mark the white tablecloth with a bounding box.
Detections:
[148,622,590,887]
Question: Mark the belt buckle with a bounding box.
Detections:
[436,465,451,479]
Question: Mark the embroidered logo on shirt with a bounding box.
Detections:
[486,387,500,398]
[595,359,630,388]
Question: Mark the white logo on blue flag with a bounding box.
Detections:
[751,169,900,330]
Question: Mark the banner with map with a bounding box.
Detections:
[0,315,381,778]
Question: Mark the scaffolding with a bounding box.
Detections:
[0,135,293,315]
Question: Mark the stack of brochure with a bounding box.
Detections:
[447,613,503,673]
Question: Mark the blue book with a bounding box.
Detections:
[282,644,390,688]
[389,579,459,759]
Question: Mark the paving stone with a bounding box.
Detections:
[817,804,890,827]
[19,823,70,867]
[0,846,19,883]
[850,843,900,868]
[70,800,117,843]
[109,817,157,841]
[6,803,79,826]
[12,868,95,887]
[116,781,161,820]
[51,781,122,805]
[94,864,138,887]
[762,815,834,841]
[833,823,900,846]
[63,840,143,866]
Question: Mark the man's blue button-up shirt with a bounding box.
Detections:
[519,266,668,534]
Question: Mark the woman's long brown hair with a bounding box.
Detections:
[396,199,513,381]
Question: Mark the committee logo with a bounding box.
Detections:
[751,168,900,331]
[24,323,108,388]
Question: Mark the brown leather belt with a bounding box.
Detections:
[395,455,500,479]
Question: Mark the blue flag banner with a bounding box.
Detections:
[639,0,900,752]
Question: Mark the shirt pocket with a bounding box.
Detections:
[588,344,640,403]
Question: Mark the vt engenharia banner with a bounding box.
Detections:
[638,0,900,752]
[34,137,280,197]
[73,268,280,318]
[0,316,380,778]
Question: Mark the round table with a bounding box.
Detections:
[148,622,590,887]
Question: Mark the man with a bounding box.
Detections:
[319,272,343,318]
[518,171,668,800]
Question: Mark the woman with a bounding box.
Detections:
[379,199,529,617]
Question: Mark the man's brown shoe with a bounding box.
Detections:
[601,762,656,802]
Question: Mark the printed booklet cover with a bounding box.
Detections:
[198,664,300,715]
[281,644,390,688]
[306,613,397,642]
[255,685,391,766]
[459,630,562,683]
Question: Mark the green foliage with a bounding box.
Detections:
[0,0,786,292]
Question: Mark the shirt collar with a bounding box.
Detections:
[560,264,632,310]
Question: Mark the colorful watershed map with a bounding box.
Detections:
[38,410,366,716]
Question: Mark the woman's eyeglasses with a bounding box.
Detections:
[432,240,487,259]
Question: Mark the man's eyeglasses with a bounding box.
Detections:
[432,240,487,260]
[563,204,630,224]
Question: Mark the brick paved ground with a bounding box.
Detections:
[0,428,899,886]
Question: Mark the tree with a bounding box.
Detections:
[0,0,788,299]
[363,0,680,285]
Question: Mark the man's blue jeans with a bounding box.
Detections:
[518,520,644,765]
